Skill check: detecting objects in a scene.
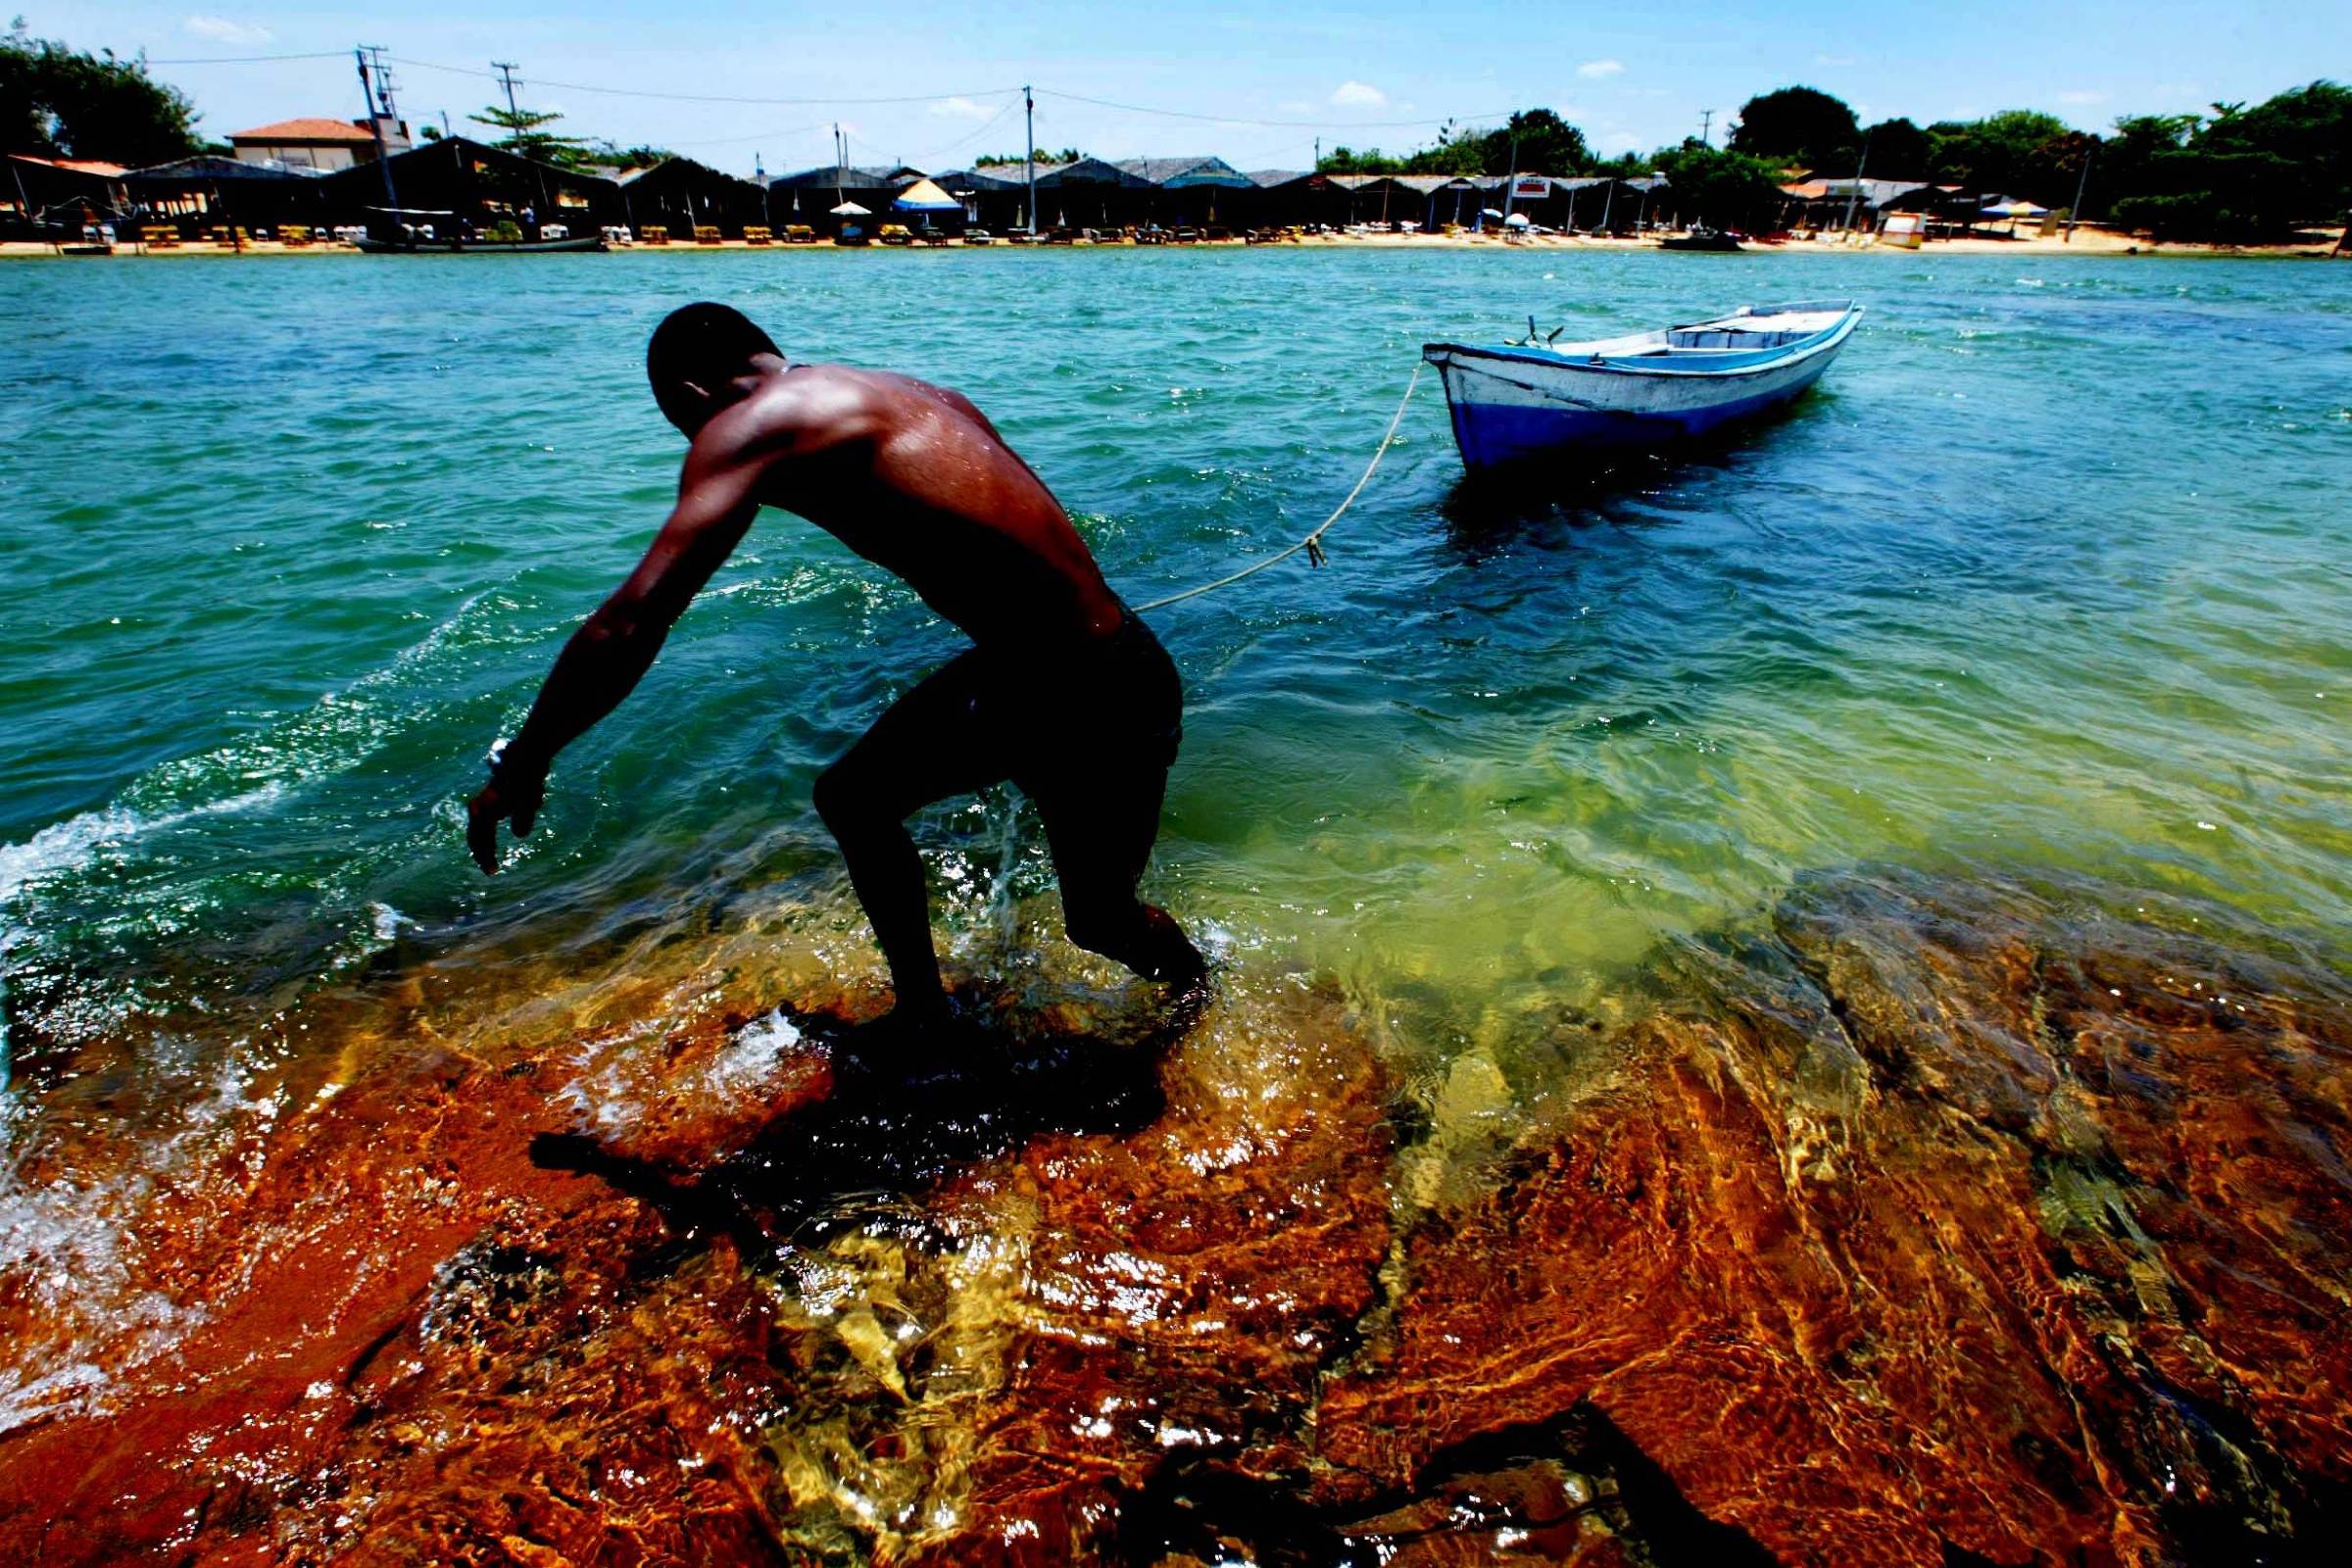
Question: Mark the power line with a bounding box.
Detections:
[144,51,350,65]
[387,57,1021,108]
[142,50,1518,135]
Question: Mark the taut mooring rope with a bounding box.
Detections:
[1131,361,1425,612]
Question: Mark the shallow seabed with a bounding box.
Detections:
[1,249,2349,1562]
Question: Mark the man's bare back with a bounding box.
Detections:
[712,363,1126,648]
[468,303,1203,1035]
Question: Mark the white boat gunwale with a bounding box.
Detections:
[1425,300,1863,381]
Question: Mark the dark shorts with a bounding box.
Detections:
[833,609,1183,897]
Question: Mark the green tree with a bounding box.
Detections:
[467,103,591,169]
[2197,80,2350,211]
[1316,145,1404,173]
[1400,121,1488,175]
[2105,81,2351,240]
[582,139,671,171]
[1,19,200,165]
[1927,110,2087,203]
[1857,117,1931,179]
[1652,141,1786,229]
[1730,85,1860,172]
[975,147,1083,167]
[1474,108,1590,175]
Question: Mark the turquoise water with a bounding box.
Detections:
[3,249,2349,1092]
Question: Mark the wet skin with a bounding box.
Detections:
[466,353,1205,1025]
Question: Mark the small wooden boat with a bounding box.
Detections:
[1661,226,1745,252]
[1423,299,1862,473]
[354,234,606,254]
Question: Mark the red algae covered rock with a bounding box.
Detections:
[2,871,2347,1566]
[1317,872,2352,1565]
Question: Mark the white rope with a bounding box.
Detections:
[1131,361,1425,612]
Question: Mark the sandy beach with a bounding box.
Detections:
[5,226,2342,260]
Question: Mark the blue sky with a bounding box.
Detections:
[37,2,2348,177]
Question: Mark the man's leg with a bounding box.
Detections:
[1029,760,1207,988]
[812,651,1011,1024]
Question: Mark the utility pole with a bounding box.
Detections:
[2065,146,2091,242]
[1313,135,1320,170]
[1840,129,1871,234]
[492,62,522,122]
[1023,84,1036,233]
[1698,109,1714,147]
[356,47,399,215]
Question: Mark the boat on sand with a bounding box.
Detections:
[1423,299,1862,473]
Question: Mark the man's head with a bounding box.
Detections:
[646,302,782,434]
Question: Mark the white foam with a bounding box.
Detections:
[0,785,287,910]
[0,1054,281,1434]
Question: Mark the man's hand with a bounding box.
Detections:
[466,763,547,875]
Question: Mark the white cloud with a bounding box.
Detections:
[928,96,994,120]
[1603,131,1642,153]
[1576,59,1625,79]
[1330,80,1388,108]
[183,15,272,44]
[2057,89,2108,105]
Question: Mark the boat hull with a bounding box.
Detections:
[1425,304,1859,473]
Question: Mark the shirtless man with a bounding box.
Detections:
[466,302,1205,1029]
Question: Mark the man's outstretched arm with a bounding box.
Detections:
[466,439,765,873]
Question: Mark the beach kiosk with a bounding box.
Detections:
[891,176,963,239]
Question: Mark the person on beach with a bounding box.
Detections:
[466,302,1207,1033]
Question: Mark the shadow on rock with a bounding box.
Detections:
[531,1002,1171,1268]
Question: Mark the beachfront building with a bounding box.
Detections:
[1113,156,1252,231]
[318,136,620,238]
[762,164,923,235]
[225,117,410,172]
[2,153,127,238]
[612,157,773,239]
[1778,176,1936,233]
[1500,175,1651,233]
[122,156,335,238]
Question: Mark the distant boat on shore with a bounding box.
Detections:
[1661,226,1746,252]
[1423,299,1862,473]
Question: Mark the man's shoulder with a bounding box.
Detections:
[704,368,882,458]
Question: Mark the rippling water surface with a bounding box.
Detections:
[2,250,2349,1471]
[6,251,2346,1055]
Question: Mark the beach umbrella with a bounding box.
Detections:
[1979,198,2048,218]
[830,200,870,217]
[891,177,959,213]
[1503,211,1532,227]
[1479,207,1503,219]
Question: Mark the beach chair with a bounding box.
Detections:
[141,224,180,250]
[782,224,816,244]
[279,224,312,247]
[638,225,669,245]
[743,225,773,245]
[694,224,723,245]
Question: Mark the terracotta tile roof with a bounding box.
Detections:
[6,153,128,176]
[227,118,377,144]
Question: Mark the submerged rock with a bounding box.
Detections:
[1,870,2346,1565]
[1317,871,2352,1565]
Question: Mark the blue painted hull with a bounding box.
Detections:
[1445,355,1836,471]
[1425,301,1861,475]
